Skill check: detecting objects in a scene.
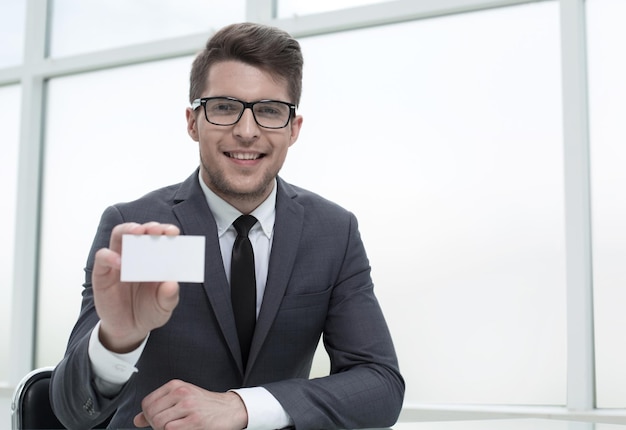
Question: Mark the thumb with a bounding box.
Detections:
[157,281,180,314]
[133,412,149,428]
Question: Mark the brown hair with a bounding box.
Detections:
[189,22,303,106]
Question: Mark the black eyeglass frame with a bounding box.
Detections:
[191,96,296,129]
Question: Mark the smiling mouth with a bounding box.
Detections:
[225,152,264,160]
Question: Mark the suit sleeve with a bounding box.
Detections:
[50,206,133,429]
[262,212,405,429]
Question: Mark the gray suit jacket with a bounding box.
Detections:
[50,170,404,429]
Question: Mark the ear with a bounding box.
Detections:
[186,107,200,142]
[288,114,303,147]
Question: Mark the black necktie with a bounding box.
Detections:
[231,214,257,367]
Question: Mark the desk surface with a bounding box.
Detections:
[390,419,626,429]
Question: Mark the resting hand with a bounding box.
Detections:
[93,222,181,353]
[133,380,248,430]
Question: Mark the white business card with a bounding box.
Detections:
[120,234,205,282]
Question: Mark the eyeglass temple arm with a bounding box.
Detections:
[191,99,202,110]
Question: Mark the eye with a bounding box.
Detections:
[206,99,241,115]
[255,102,287,118]
[257,107,280,116]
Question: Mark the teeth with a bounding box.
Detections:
[228,152,260,160]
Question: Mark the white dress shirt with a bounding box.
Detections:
[88,172,292,429]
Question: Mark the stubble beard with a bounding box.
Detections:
[200,157,276,206]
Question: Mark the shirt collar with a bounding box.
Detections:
[198,171,276,239]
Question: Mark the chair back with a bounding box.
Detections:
[11,367,65,429]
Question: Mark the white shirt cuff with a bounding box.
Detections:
[232,387,293,430]
[88,320,148,385]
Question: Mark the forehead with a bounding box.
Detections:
[204,60,290,101]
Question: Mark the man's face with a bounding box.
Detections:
[186,60,303,213]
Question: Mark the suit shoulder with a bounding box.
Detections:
[278,179,355,223]
[114,182,182,210]
[99,180,192,229]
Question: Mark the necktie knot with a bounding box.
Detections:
[233,215,257,237]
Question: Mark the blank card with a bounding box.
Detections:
[120,234,205,282]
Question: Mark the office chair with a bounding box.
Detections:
[12,366,114,429]
[11,366,65,429]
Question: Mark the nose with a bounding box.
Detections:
[233,107,260,141]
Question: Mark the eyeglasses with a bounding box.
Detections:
[191,97,296,129]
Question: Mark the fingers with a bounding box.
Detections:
[141,379,184,408]
[108,222,139,254]
[136,380,185,429]
[109,222,180,254]
[136,381,249,430]
[92,222,181,287]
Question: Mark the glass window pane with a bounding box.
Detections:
[283,1,565,405]
[0,84,21,382]
[587,0,626,409]
[278,0,393,17]
[49,0,245,58]
[0,1,26,67]
[37,58,199,367]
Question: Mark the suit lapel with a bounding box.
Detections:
[246,179,304,376]
[171,171,243,373]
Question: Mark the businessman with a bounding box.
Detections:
[51,22,404,430]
